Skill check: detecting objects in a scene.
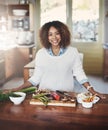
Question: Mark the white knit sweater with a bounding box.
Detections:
[29,46,87,91]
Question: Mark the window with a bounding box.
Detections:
[72,0,99,42]
[41,0,99,42]
[40,0,66,26]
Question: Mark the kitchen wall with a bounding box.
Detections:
[73,43,103,76]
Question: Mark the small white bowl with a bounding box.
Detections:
[77,92,88,103]
[77,96,82,103]
[82,101,93,108]
[77,93,100,104]
[9,92,26,105]
[93,96,100,104]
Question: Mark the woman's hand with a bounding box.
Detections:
[2,89,11,94]
[94,92,106,99]
[85,85,106,99]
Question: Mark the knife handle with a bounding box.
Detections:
[56,90,65,95]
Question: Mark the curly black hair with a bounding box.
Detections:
[39,21,71,49]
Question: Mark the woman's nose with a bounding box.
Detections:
[52,34,56,38]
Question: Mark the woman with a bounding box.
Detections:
[4,21,105,99]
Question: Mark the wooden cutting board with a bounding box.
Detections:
[30,99,76,107]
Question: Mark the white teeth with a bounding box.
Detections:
[53,42,58,44]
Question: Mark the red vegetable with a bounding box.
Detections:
[51,92,60,100]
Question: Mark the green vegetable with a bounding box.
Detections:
[0,91,12,101]
[33,93,48,98]
[38,96,49,106]
[0,86,36,102]
[33,93,50,106]
[19,86,36,94]
[9,94,22,97]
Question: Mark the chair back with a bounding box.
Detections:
[79,53,83,64]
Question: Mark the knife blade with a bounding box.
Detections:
[56,90,72,98]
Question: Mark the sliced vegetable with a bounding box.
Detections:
[9,93,22,97]
[51,92,60,100]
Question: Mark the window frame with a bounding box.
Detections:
[36,0,103,46]
[66,0,101,44]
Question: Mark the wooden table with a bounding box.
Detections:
[0,93,108,130]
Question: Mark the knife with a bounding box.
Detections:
[56,90,72,98]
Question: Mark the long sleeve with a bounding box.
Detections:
[28,50,43,86]
[72,49,88,83]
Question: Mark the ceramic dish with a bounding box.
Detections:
[9,92,26,105]
[82,101,93,108]
[77,92,100,104]
[92,96,100,104]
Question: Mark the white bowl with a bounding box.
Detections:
[9,92,26,105]
[13,9,28,16]
[82,101,93,108]
[77,92,91,103]
[77,95,83,103]
[77,92,100,104]
[92,96,100,104]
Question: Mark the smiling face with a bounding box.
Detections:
[48,26,61,48]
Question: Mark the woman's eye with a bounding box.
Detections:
[48,33,52,36]
[48,32,60,37]
[56,32,60,35]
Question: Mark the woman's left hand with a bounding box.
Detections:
[94,92,106,99]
